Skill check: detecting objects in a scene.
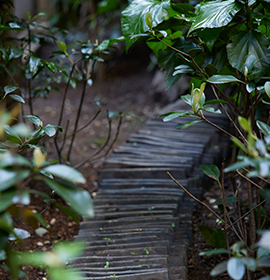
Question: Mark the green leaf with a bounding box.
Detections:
[23,115,41,126]
[238,116,251,133]
[3,86,18,98]
[210,260,228,276]
[176,120,202,129]
[94,36,125,52]
[227,257,245,280]
[145,12,153,29]
[188,0,242,35]
[0,170,30,191]
[54,202,79,223]
[207,75,244,84]
[230,137,248,154]
[264,81,270,99]
[162,111,190,122]
[212,229,226,248]
[241,258,257,272]
[0,189,16,212]
[202,107,221,114]
[49,267,85,280]
[227,30,270,77]
[43,124,56,137]
[9,228,30,241]
[42,178,94,218]
[8,94,25,104]
[56,41,68,55]
[200,164,220,182]
[257,120,270,136]
[197,225,215,247]
[199,248,231,256]
[121,0,170,50]
[214,197,239,207]
[0,152,32,168]
[43,164,86,184]
[29,56,43,76]
[173,65,194,75]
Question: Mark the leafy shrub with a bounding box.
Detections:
[120,0,270,279]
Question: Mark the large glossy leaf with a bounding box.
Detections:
[121,0,170,50]
[43,178,94,218]
[188,0,242,34]
[227,30,270,76]
[43,164,86,184]
[227,257,245,280]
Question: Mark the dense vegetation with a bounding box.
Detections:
[1,0,270,279]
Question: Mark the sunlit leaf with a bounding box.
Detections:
[257,120,270,136]
[207,75,244,84]
[3,86,18,98]
[9,228,30,241]
[121,0,170,50]
[43,164,86,184]
[23,115,41,127]
[9,94,25,104]
[188,0,242,34]
[264,81,270,99]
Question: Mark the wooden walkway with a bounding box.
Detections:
[71,100,230,280]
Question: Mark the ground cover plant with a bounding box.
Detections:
[0,1,128,279]
[120,0,270,279]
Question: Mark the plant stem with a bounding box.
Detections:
[54,63,75,161]
[247,182,256,248]
[167,172,225,223]
[67,77,88,161]
[221,162,229,250]
[236,170,263,190]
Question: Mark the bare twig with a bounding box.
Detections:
[67,76,88,161]
[236,170,263,190]
[199,114,234,138]
[166,172,225,223]
[227,199,266,230]
[221,162,229,250]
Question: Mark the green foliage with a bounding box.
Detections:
[120,0,270,279]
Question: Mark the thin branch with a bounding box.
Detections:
[67,77,88,161]
[227,199,266,230]
[236,170,263,190]
[59,119,69,154]
[200,114,234,138]
[242,167,270,185]
[166,171,225,223]
[66,107,101,139]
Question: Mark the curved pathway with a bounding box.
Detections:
[71,100,230,280]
